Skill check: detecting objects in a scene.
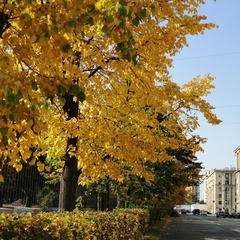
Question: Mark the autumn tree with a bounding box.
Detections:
[116,143,203,207]
[0,0,220,211]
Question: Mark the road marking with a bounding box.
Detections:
[234,229,240,233]
[204,238,218,240]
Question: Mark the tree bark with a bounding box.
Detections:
[61,92,80,211]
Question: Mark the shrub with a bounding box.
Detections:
[0,208,149,239]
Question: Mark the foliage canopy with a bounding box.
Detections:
[0,0,220,188]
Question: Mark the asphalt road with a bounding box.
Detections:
[161,214,240,240]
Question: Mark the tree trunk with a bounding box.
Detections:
[61,92,80,211]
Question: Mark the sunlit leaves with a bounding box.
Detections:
[37,161,45,172]
[0,0,220,185]
[21,150,32,161]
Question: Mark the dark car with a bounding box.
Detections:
[216,211,229,218]
[180,209,187,214]
[192,209,200,215]
[228,212,240,218]
[170,209,180,217]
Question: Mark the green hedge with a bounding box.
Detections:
[0,208,149,239]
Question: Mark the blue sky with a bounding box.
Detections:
[169,0,240,174]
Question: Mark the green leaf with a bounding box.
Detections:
[122,53,131,62]
[69,85,85,102]
[87,17,94,26]
[139,9,147,18]
[20,13,31,21]
[118,0,127,16]
[69,85,79,96]
[62,43,71,53]
[118,6,127,17]
[25,76,32,83]
[44,31,50,38]
[9,114,14,122]
[58,85,66,95]
[77,91,85,102]
[132,17,140,26]
[132,53,138,65]
[0,127,8,136]
[127,36,135,47]
[32,81,38,91]
[102,25,108,33]
[58,96,66,105]
[118,20,124,28]
[43,103,49,109]
[16,90,23,100]
[1,116,7,124]
[0,100,6,108]
[116,42,124,52]
[67,20,77,28]
[2,135,8,145]
[7,94,17,104]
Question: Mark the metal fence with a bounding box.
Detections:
[0,162,47,207]
[0,161,118,211]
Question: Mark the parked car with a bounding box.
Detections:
[180,209,187,214]
[228,213,237,218]
[200,211,208,216]
[216,211,229,218]
[228,212,240,218]
[192,209,200,215]
[170,209,180,217]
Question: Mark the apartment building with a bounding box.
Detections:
[234,146,240,212]
[205,167,236,214]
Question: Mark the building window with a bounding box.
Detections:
[218,201,222,205]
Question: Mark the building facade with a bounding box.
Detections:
[234,146,240,213]
[205,168,236,214]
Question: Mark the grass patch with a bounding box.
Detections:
[143,217,170,240]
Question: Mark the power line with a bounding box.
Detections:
[174,51,240,61]
[215,104,240,109]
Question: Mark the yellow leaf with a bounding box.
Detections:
[45,166,51,172]
[0,174,4,182]
[15,164,23,172]
[33,124,42,133]
[86,95,94,104]
[26,119,34,128]
[22,150,32,161]
[95,1,103,10]
[37,161,45,172]
[29,158,36,166]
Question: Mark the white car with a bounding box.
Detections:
[200,211,208,216]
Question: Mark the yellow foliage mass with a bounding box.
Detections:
[0,0,220,183]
